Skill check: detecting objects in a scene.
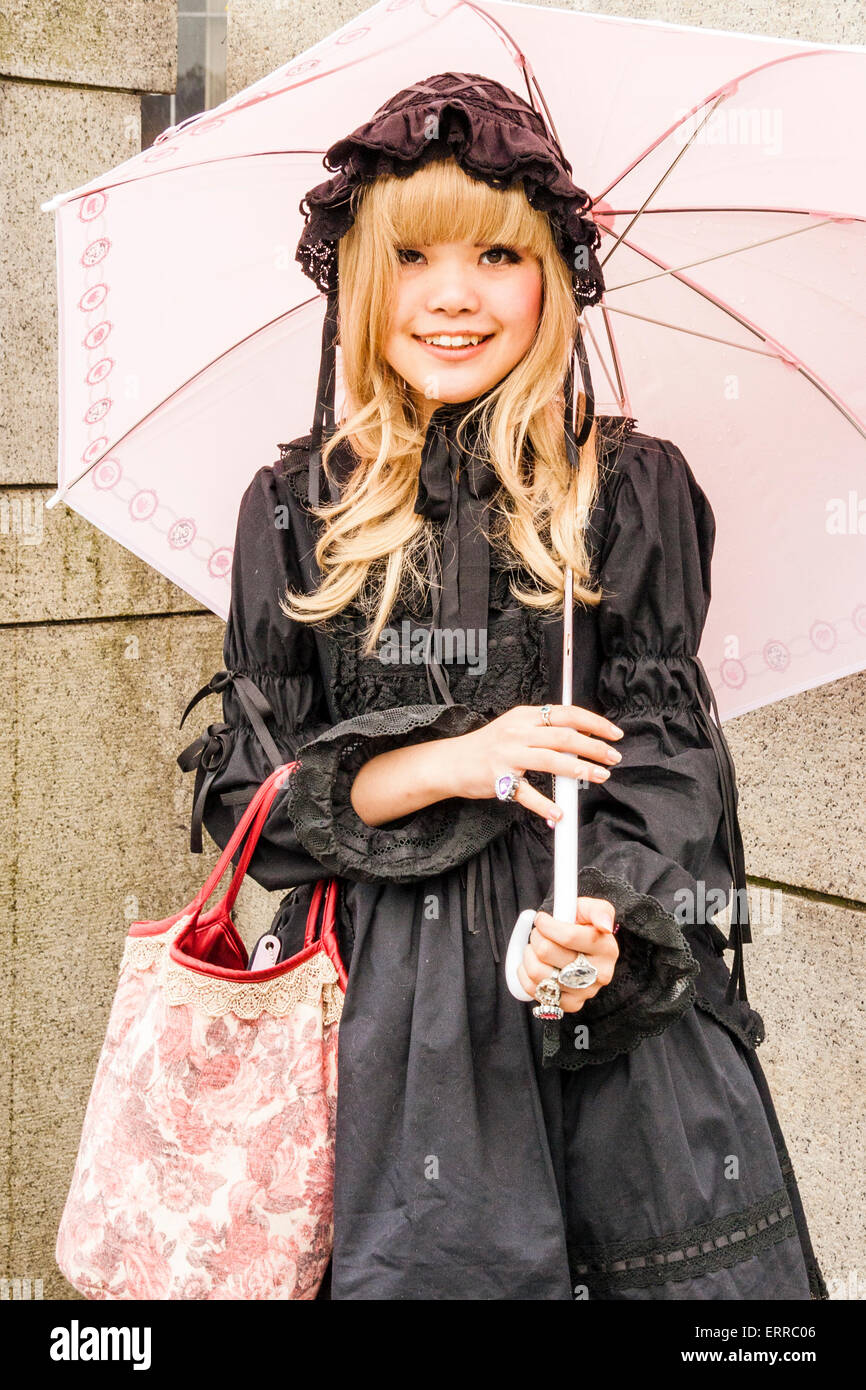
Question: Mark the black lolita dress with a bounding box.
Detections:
[178,418,827,1302]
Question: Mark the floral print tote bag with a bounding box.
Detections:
[56,762,347,1300]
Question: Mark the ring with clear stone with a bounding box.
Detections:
[557,954,598,991]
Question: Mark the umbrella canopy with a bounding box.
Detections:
[43,0,866,720]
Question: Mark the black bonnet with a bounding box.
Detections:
[293,72,609,527]
[296,71,605,311]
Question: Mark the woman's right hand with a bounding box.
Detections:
[446,704,625,824]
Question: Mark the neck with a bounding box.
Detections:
[414,385,498,433]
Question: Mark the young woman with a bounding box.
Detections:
[179,75,826,1301]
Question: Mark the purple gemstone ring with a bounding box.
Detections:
[495,772,525,802]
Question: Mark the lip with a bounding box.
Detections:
[413,333,494,360]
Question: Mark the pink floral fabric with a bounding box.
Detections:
[56,924,341,1300]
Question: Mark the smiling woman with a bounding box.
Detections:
[385,236,543,421]
[176,74,826,1302]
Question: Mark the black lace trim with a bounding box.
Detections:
[329,601,550,724]
[694,990,766,1050]
[569,1186,797,1292]
[540,866,699,1071]
[283,702,520,884]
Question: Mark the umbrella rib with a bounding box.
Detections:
[46,150,334,206]
[592,204,862,220]
[602,305,793,356]
[601,305,866,442]
[606,217,840,291]
[599,221,864,377]
[582,311,633,419]
[593,48,841,209]
[53,294,324,498]
[596,306,634,418]
[457,0,575,167]
[599,94,729,269]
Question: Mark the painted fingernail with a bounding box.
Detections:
[606,749,623,763]
[546,817,556,828]
[596,768,611,780]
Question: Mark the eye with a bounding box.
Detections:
[481,245,522,266]
[395,246,523,266]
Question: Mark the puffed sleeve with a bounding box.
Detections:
[178,459,519,891]
[176,463,337,890]
[540,436,764,1069]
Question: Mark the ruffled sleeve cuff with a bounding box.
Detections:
[539,865,699,1070]
[283,702,520,884]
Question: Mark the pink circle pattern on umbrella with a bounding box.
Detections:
[76,189,230,597]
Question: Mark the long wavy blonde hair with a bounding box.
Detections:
[279,157,607,657]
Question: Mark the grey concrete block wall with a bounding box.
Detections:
[2,0,863,1300]
[745,893,865,1298]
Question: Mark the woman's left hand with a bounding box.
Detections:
[516,896,619,1014]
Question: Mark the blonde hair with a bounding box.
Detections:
[279,157,606,658]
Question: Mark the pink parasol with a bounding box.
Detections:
[42,0,866,730]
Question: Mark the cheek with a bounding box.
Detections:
[498,269,543,347]
[383,283,423,366]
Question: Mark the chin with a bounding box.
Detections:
[409,360,504,395]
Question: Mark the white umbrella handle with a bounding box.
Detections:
[505,568,578,1000]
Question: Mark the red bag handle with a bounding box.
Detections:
[304,878,327,948]
[218,765,295,917]
[174,762,347,989]
[184,761,296,926]
[303,876,346,988]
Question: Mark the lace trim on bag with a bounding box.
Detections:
[569,1186,796,1291]
[163,950,345,1023]
[121,915,193,972]
[122,915,344,1022]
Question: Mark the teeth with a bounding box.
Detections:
[419,334,487,347]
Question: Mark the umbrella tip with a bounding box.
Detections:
[45,489,65,510]
[41,194,65,213]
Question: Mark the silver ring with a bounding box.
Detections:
[540,704,554,726]
[557,954,598,991]
[532,972,564,1021]
[495,772,525,802]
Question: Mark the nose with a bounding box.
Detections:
[424,264,482,318]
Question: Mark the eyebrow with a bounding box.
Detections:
[406,243,517,249]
